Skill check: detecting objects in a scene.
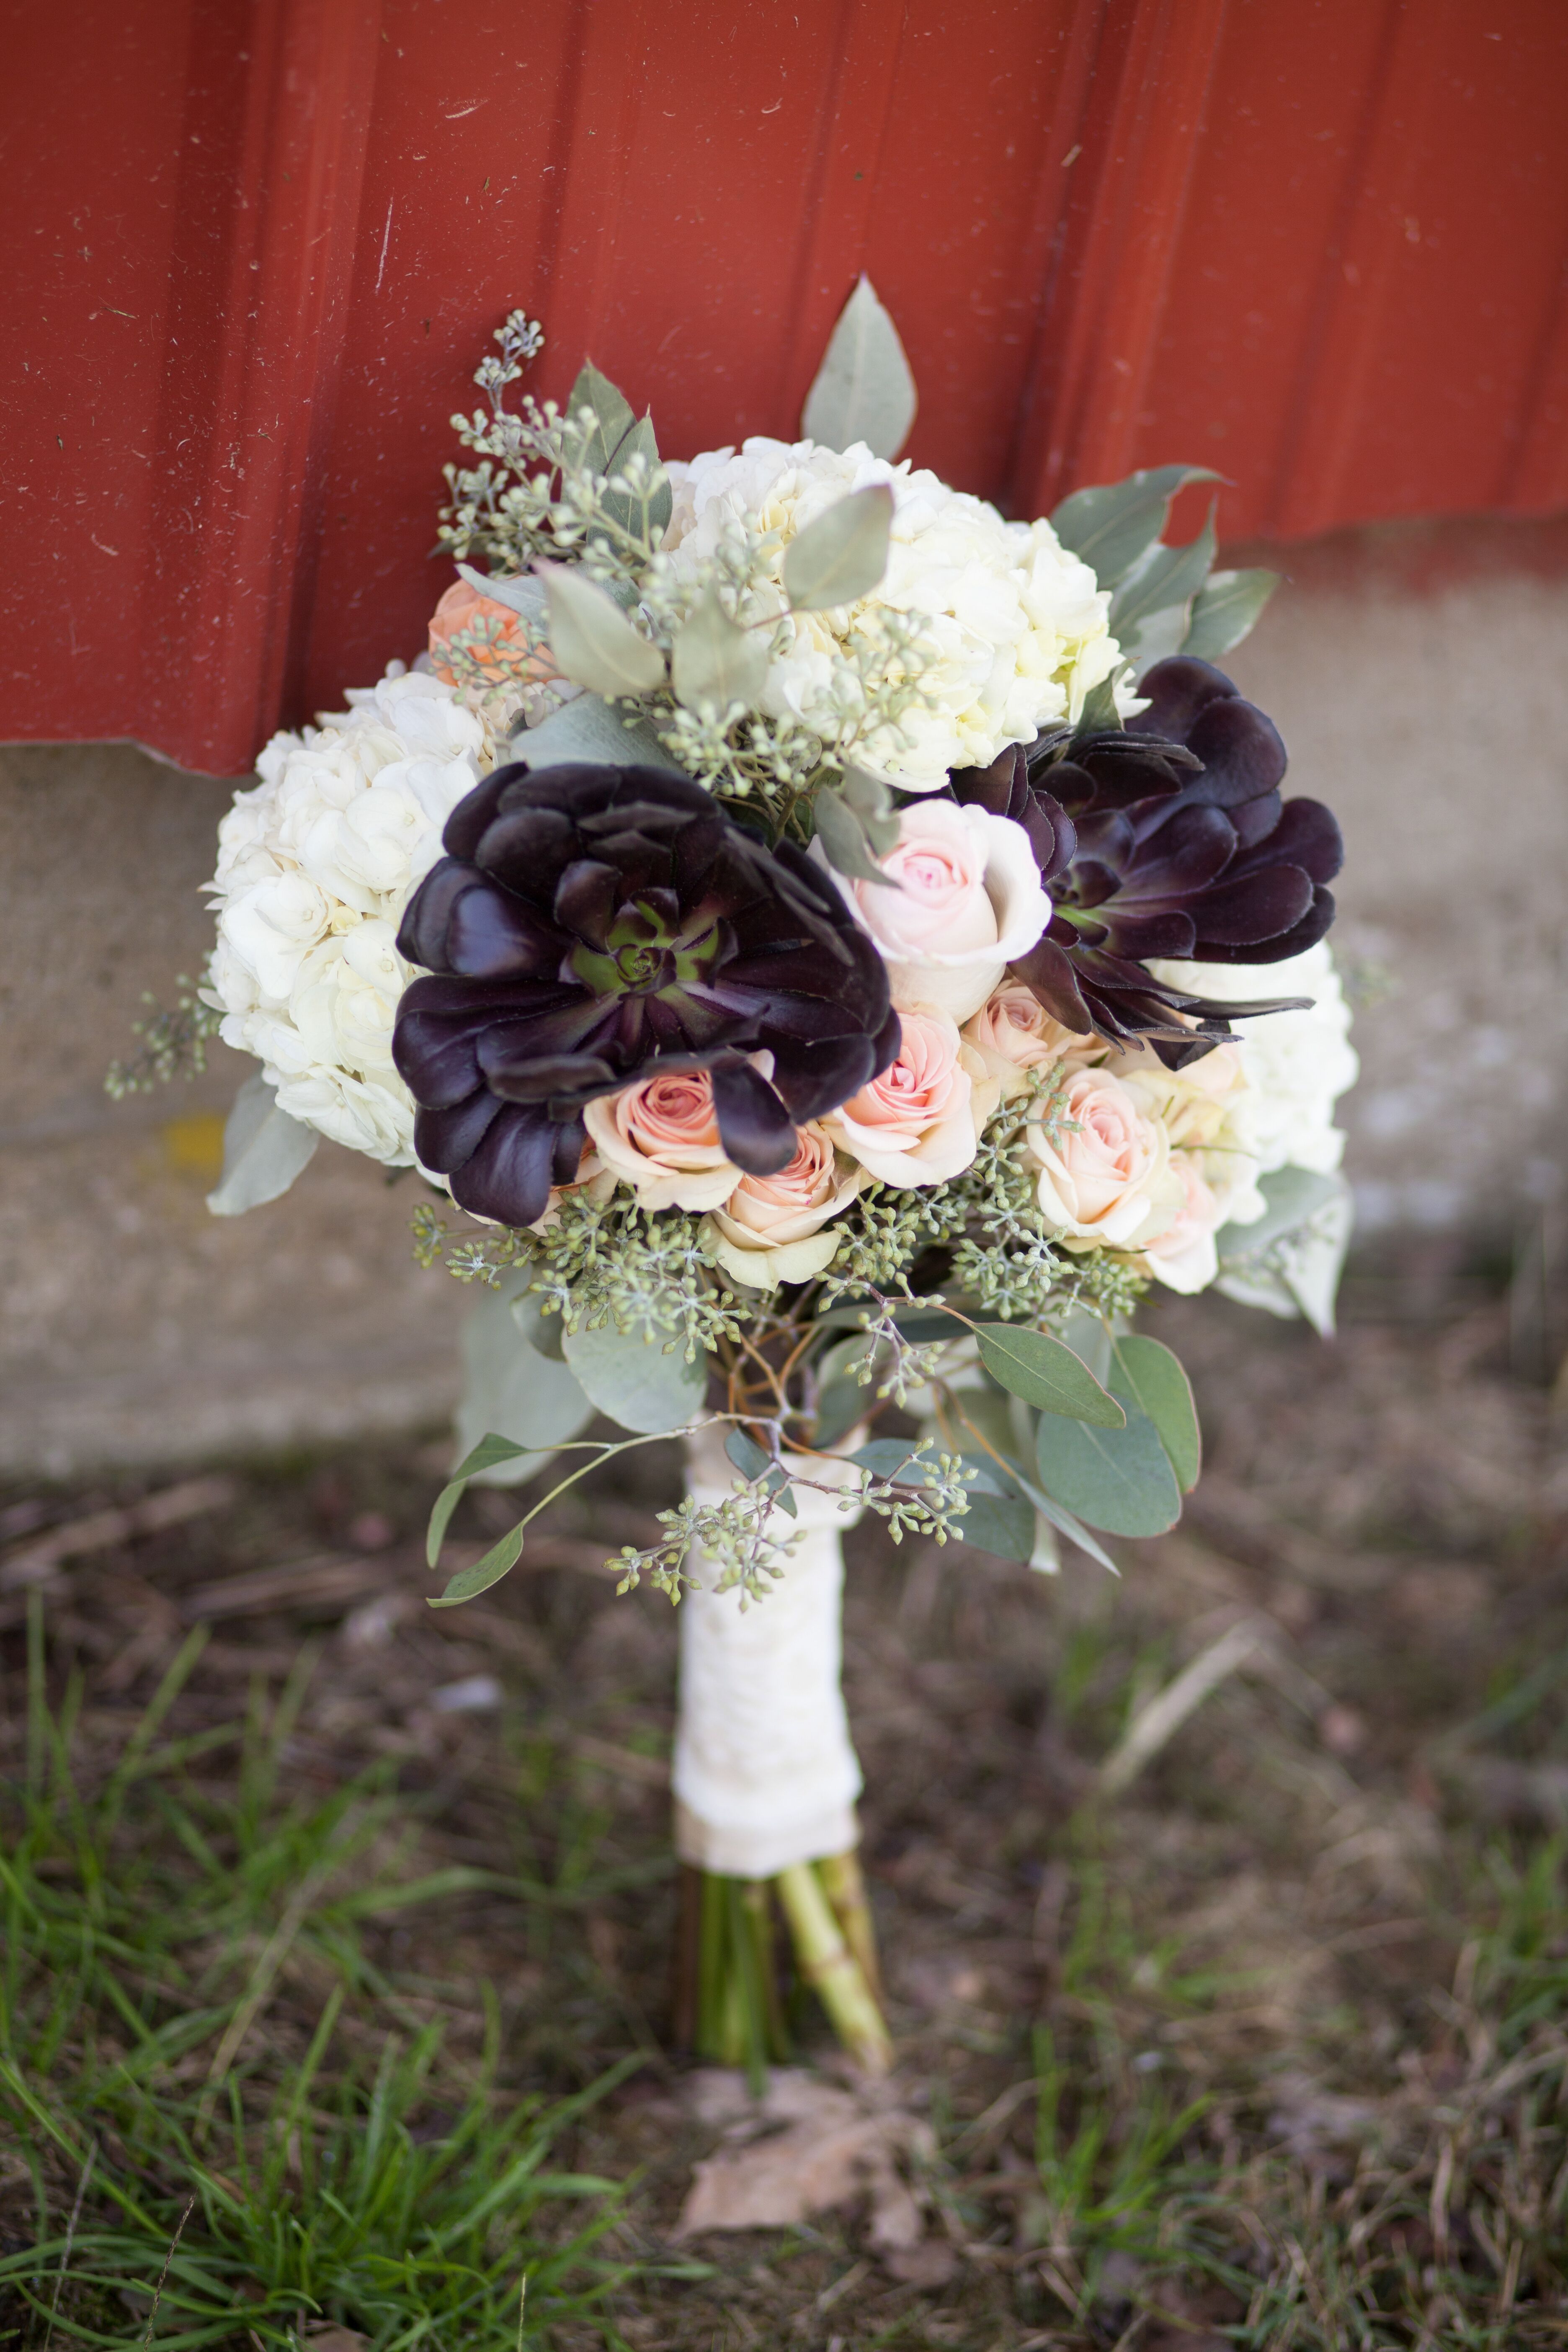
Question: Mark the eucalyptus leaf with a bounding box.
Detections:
[429,1523,525,1609]
[562,1321,707,1434]
[1109,502,1219,648]
[813,1377,868,1452]
[850,1439,926,1481]
[782,486,894,612]
[813,784,897,887]
[1071,667,1128,743]
[511,691,686,774]
[456,562,547,623]
[725,1429,773,1481]
[800,275,917,460]
[1109,1335,1201,1492]
[1217,1176,1353,1339]
[1051,464,1222,590]
[1215,1166,1341,1262]
[566,360,636,476]
[537,562,665,698]
[455,1284,596,1489]
[1182,567,1279,661]
[975,1325,1125,1427]
[206,1075,318,1217]
[671,581,770,714]
[598,411,673,545]
[839,762,901,854]
[1034,1403,1181,1538]
[953,1489,1037,1563]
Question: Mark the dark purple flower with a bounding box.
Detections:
[951,658,1340,1064]
[393,761,897,1227]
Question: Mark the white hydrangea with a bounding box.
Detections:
[663,437,1133,790]
[1150,941,1359,1223]
[204,669,490,1164]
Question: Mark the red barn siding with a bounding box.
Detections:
[3,0,1565,774]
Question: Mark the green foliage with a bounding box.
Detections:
[1109,1333,1202,1492]
[799,275,917,460]
[779,484,894,611]
[561,1318,708,1434]
[975,1324,1125,1428]
[104,977,224,1099]
[1050,460,1279,681]
[0,1631,646,2348]
[1034,1400,1183,1538]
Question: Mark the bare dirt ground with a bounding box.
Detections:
[3,1245,1566,2348]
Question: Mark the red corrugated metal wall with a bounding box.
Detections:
[5,0,1566,775]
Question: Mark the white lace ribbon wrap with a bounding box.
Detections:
[672,1426,864,1878]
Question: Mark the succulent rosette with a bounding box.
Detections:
[392,760,896,1227]
[952,656,1342,1063]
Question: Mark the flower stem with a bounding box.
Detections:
[817,1848,883,2006]
[774,1861,893,2076]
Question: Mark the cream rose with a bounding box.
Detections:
[1135,1152,1227,1294]
[823,1010,995,1188]
[583,1069,740,1212]
[1025,1066,1177,1248]
[842,802,1049,1024]
[702,1124,864,1289]
[962,982,1106,1099]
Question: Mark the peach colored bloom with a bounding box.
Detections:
[428,580,557,690]
[823,1010,993,1187]
[703,1122,864,1289]
[962,983,1106,1099]
[583,1069,740,1212]
[1025,1066,1177,1248]
[841,802,1049,1024]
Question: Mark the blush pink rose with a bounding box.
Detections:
[823,1009,992,1187]
[962,983,1106,1099]
[1025,1067,1176,1248]
[428,580,558,689]
[583,1069,739,1211]
[841,802,1050,1025]
[1136,1150,1225,1294]
[703,1122,864,1289]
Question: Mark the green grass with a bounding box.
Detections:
[0,1600,684,2350]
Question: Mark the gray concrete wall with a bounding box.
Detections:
[4,528,1565,1471]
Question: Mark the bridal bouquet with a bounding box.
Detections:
[166,286,1356,2071]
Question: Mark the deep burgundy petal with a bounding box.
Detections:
[1197,886,1336,963]
[396,858,474,971]
[443,768,514,860]
[710,1055,797,1176]
[551,1112,589,1184]
[1101,910,1199,959]
[413,1088,502,1174]
[447,880,563,978]
[448,1104,558,1227]
[1229,796,1343,886]
[1181,695,1288,807]
[771,1031,879,1122]
[1186,863,1315,946]
[486,1051,619,1104]
[475,805,579,903]
[1129,657,1238,742]
[552,858,622,946]
[1113,803,1237,901]
[1009,936,1095,1034]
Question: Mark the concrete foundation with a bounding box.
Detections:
[4,523,1564,1471]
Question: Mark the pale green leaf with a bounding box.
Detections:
[838,762,901,854]
[1071,666,1128,742]
[725,1429,773,1481]
[1051,464,1222,590]
[800,275,917,460]
[813,784,897,887]
[670,581,770,713]
[598,412,672,545]
[1109,1334,1201,1492]
[428,1523,525,1608]
[206,1075,318,1217]
[456,562,546,623]
[953,1489,1037,1563]
[511,691,686,774]
[454,1285,595,1491]
[1215,1166,1341,1263]
[566,360,636,476]
[1181,567,1279,661]
[1217,1175,1353,1339]
[782,486,894,612]
[1109,502,1219,648]
[975,1325,1125,1427]
[537,562,665,698]
[1034,1403,1181,1538]
[562,1322,708,1434]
